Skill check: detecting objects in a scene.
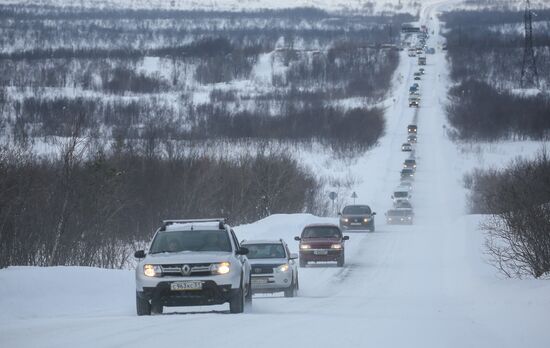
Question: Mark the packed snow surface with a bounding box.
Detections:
[1,1,550,347]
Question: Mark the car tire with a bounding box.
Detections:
[299,259,307,268]
[369,223,375,232]
[337,254,345,267]
[284,275,297,298]
[151,302,163,315]
[245,275,253,304]
[230,280,245,314]
[136,293,151,316]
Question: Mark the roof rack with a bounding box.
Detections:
[161,218,226,231]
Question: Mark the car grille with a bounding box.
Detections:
[251,264,281,275]
[160,263,212,277]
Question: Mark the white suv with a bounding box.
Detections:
[241,239,299,297]
[134,219,252,315]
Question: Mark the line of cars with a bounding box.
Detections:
[388,124,417,225]
[388,42,426,225]
[133,215,365,315]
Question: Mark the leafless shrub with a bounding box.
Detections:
[466,149,550,278]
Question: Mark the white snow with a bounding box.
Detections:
[1,1,550,347]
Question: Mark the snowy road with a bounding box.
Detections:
[2,2,550,347]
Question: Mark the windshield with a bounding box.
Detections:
[394,191,408,198]
[342,205,371,215]
[388,210,413,216]
[405,160,415,164]
[302,226,342,239]
[149,230,232,253]
[244,244,286,259]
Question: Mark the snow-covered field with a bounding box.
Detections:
[2,1,550,347]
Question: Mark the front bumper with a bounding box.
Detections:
[340,220,374,230]
[386,218,413,225]
[250,272,292,293]
[137,280,235,307]
[300,249,342,262]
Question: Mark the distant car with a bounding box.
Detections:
[409,100,419,107]
[385,209,414,225]
[399,181,413,191]
[419,68,425,74]
[414,72,422,77]
[414,76,421,81]
[392,187,412,204]
[407,134,417,143]
[400,168,415,180]
[295,224,349,267]
[409,86,418,94]
[403,158,417,170]
[401,143,413,151]
[394,200,413,209]
[408,124,417,134]
[412,83,419,89]
[339,204,377,232]
[241,239,299,297]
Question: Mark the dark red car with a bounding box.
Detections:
[294,224,349,268]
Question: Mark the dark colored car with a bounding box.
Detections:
[408,124,417,134]
[339,204,376,232]
[400,168,415,180]
[385,209,414,225]
[403,158,417,170]
[295,224,349,267]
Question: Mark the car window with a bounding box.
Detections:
[149,230,232,253]
[302,226,342,238]
[244,244,286,259]
[342,205,371,215]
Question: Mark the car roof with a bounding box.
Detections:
[303,223,340,229]
[164,221,224,232]
[395,186,410,191]
[241,239,283,245]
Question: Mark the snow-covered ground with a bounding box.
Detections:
[2,1,550,347]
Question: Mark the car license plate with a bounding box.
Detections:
[351,223,361,225]
[314,250,328,255]
[251,278,268,284]
[170,281,203,291]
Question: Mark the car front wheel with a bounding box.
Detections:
[136,293,151,316]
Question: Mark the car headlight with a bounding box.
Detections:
[331,244,343,249]
[211,262,231,275]
[276,264,290,272]
[341,218,349,223]
[300,244,311,250]
[363,218,369,223]
[144,264,162,277]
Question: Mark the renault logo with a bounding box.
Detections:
[181,264,191,276]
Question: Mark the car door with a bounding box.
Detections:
[230,229,251,284]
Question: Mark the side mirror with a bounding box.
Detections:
[337,212,342,216]
[289,253,299,260]
[391,195,394,199]
[372,212,377,216]
[134,250,146,259]
[237,247,249,255]
[343,236,350,241]
[294,236,301,241]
